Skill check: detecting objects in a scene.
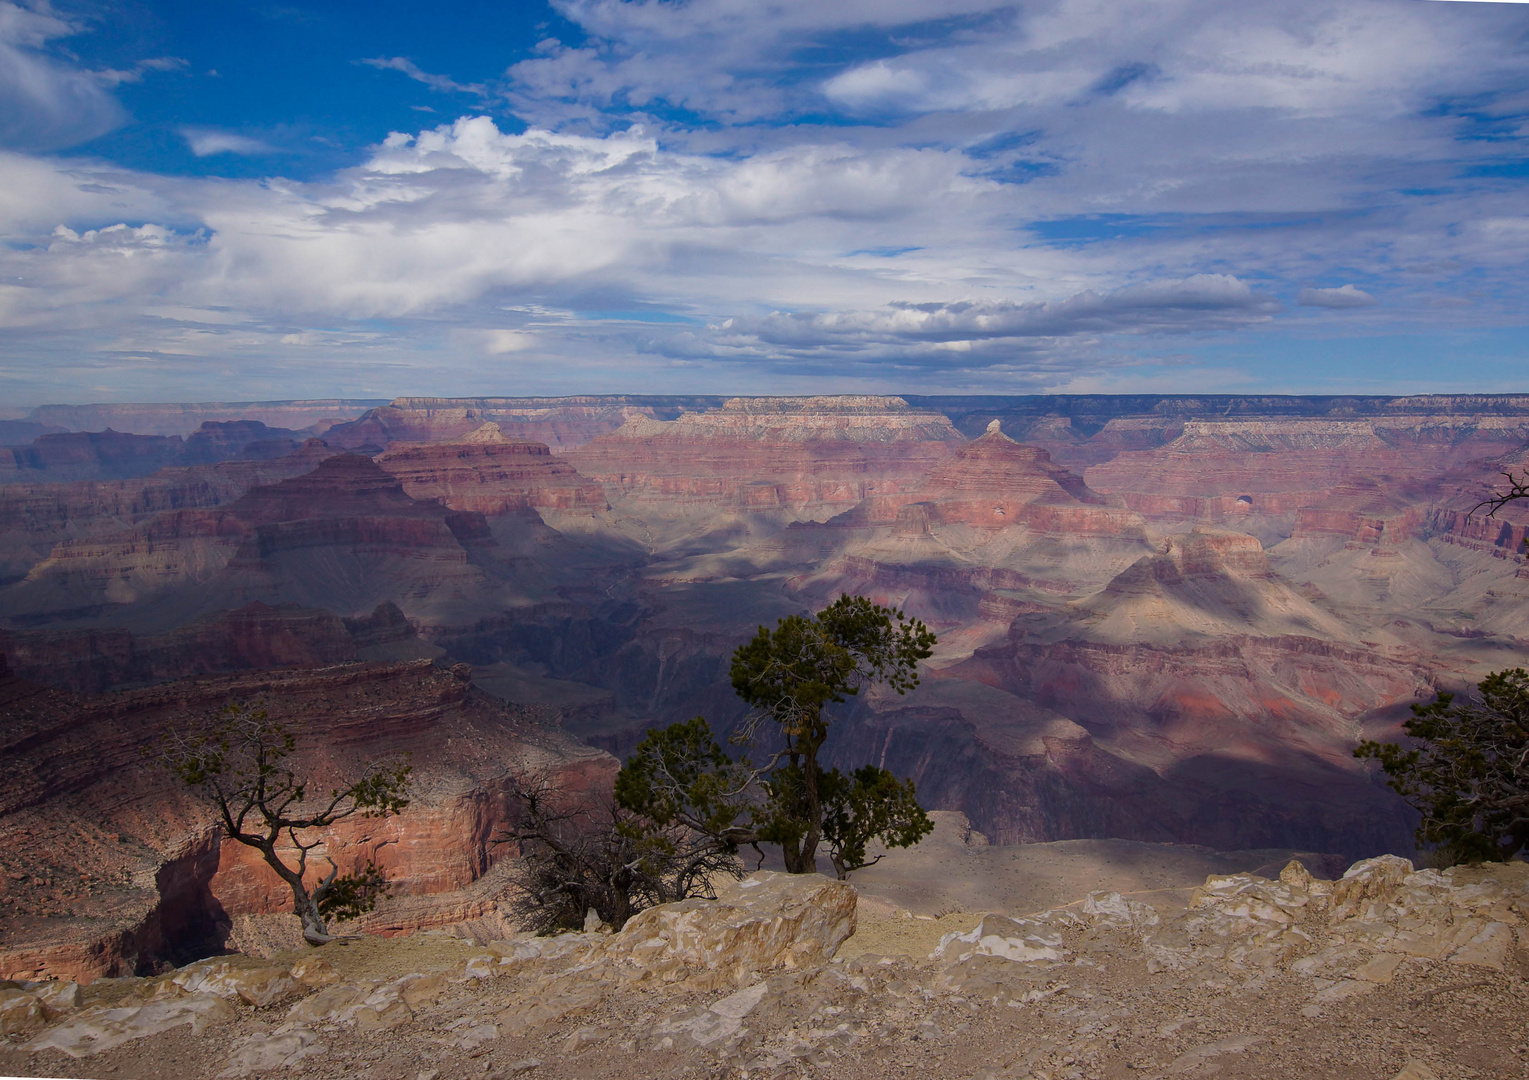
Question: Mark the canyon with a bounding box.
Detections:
[4,392,1529,974]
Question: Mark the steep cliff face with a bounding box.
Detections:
[375,427,609,513]
[814,527,1431,857]
[0,422,309,484]
[565,396,963,515]
[0,600,433,693]
[0,658,613,982]
[0,441,334,586]
[1,455,496,629]
[832,423,1141,536]
[324,401,670,452]
[1085,417,1529,529]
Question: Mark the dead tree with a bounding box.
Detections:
[496,771,740,933]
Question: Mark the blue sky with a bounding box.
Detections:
[1,0,1527,403]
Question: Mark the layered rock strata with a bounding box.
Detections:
[0,421,308,484]
[375,427,608,513]
[2,454,497,628]
[565,396,963,514]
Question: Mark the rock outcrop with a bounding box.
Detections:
[0,421,309,484]
[322,399,690,452]
[1,454,501,628]
[0,440,335,584]
[375,430,608,514]
[3,855,1523,1079]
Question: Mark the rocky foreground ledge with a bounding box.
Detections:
[1,857,1525,1080]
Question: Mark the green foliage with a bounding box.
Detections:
[615,595,938,879]
[819,765,934,879]
[315,862,391,922]
[1356,668,1529,864]
[613,715,754,842]
[163,699,412,944]
[730,593,936,745]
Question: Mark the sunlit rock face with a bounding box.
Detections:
[564,396,964,516]
[375,428,609,514]
[322,397,702,453]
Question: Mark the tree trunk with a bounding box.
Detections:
[796,742,822,875]
[262,841,331,945]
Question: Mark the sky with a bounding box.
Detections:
[0,0,1527,404]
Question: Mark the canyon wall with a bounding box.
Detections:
[8,393,1529,975]
[0,657,612,982]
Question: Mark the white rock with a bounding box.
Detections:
[171,959,301,1007]
[1448,921,1515,970]
[24,995,237,1057]
[0,987,45,1036]
[935,914,1065,964]
[601,871,856,982]
[219,1026,325,1076]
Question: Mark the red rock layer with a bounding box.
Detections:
[566,396,963,512]
[0,441,333,576]
[5,454,491,624]
[1086,417,1529,524]
[0,600,426,693]
[925,632,1431,852]
[0,658,613,982]
[830,424,1142,536]
[375,432,608,514]
[0,422,308,484]
[324,401,661,452]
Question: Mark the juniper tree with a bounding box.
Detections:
[1356,668,1529,864]
[617,595,936,878]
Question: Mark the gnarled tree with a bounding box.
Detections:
[164,700,412,945]
[729,594,936,873]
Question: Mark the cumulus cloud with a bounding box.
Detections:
[1297,284,1377,308]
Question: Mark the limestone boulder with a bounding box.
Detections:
[171,959,302,1007]
[935,915,1065,964]
[23,994,236,1057]
[599,871,856,984]
[0,985,46,1036]
[219,1025,325,1077]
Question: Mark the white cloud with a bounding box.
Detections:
[1,0,1528,399]
[0,1,125,149]
[360,56,486,96]
[1297,284,1377,308]
[180,128,277,157]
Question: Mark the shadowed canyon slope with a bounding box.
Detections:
[7,392,1529,966]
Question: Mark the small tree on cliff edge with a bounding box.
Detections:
[618,594,937,878]
[729,594,936,873]
[164,700,412,945]
[1357,669,1529,865]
